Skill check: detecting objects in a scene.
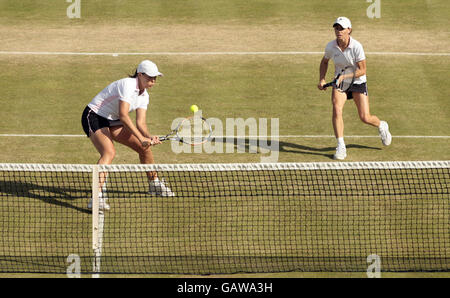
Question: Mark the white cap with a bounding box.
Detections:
[333,17,352,29]
[137,60,163,77]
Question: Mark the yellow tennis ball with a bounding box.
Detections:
[190,104,199,113]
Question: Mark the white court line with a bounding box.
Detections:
[1,134,449,139]
[0,51,449,56]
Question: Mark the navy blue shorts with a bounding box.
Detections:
[81,106,122,137]
[346,83,368,100]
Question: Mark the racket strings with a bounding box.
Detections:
[177,116,212,144]
[337,68,355,91]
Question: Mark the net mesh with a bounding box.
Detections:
[0,162,449,274]
[0,166,92,273]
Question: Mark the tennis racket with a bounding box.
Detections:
[160,115,213,145]
[323,66,356,92]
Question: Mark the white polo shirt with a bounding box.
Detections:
[88,78,149,120]
[324,37,367,84]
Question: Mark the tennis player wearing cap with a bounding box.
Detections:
[82,60,174,210]
[318,17,392,160]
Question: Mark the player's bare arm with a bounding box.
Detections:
[318,57,329,90]
[119,101,153,147]
[355,60,366,78]
[136,108,161,145]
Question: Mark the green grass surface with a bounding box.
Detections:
[1,54,449,164]
[1,0,449,30]
[0,0,449,278]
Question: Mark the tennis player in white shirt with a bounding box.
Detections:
[82,60,174,210]
[318,17,392,160]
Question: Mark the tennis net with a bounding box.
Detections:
[0,161,448,274]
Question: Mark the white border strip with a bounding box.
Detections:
[0,163,93,172]
[0,161,448,172]
[0,51,449,56]
[99,161,450,171]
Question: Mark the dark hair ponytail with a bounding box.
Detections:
[129,69,138,78]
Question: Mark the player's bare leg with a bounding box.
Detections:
[353,92,391,146]
[352,92,380,127]
[331,89,347,159]
[110,126,175,196]
[88,128,114,210]
[110,125,157,180]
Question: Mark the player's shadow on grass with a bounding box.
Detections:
[0,180,91,214]
[278,142,381,159]
[212,137,380,159]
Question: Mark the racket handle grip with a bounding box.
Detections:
[159,136,167,141]
[323,82,333,88]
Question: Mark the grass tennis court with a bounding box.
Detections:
[0,0,449,278]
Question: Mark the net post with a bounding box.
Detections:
[91,164,100,277]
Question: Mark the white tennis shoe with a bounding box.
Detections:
[333,146,347,160]
[87,192,110,211]
[378,121,392,146]
[149,179,175,197]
